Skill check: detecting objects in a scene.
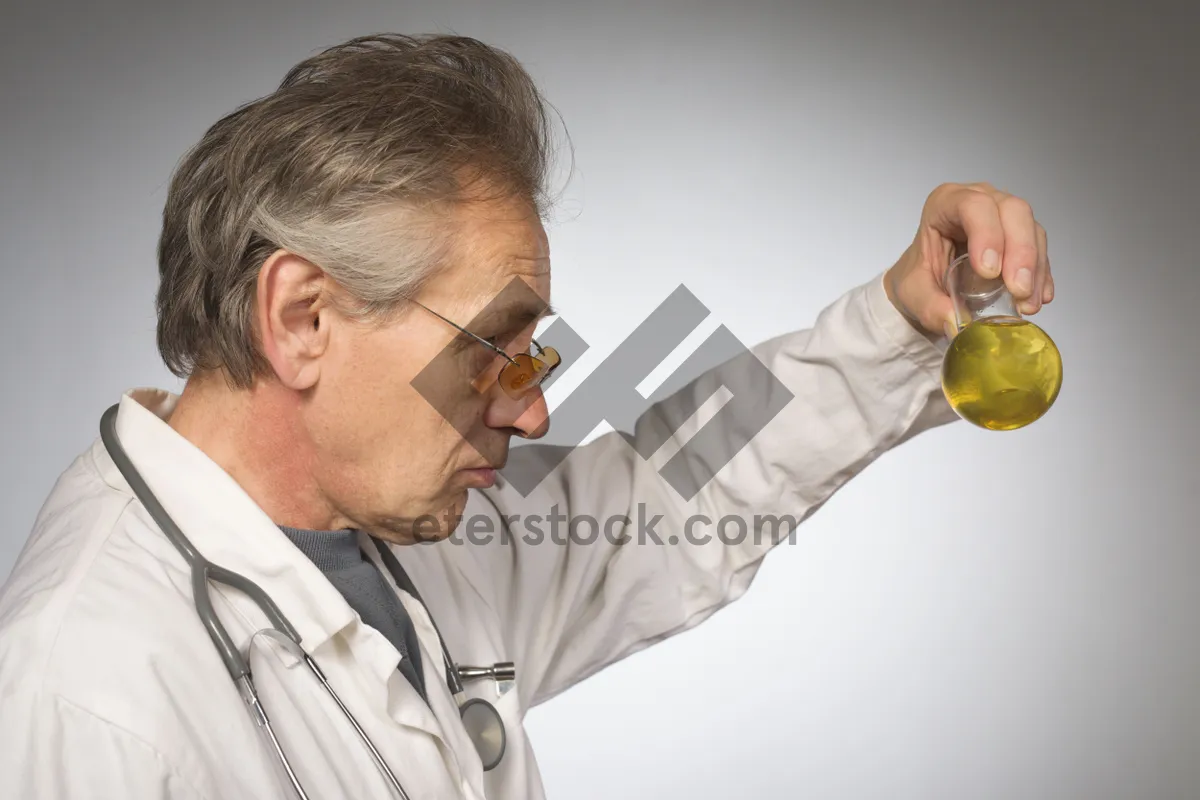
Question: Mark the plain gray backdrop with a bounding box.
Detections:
[2,1,1197,798]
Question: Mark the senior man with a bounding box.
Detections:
[0,33,1053,799]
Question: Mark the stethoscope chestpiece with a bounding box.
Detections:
[458,696,506,771]
[452,662,514,771]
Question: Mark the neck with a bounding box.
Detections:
[167,371,343,530]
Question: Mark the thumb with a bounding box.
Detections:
[926,293,959,341]
[904,268,958,340]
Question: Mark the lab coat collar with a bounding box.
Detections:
[89,388,490,797]
[90,389,405,690]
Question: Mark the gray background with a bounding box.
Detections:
[2,0,1197,798]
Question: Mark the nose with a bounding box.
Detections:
[484,384,550,439]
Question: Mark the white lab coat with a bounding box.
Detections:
[0,273,956,799]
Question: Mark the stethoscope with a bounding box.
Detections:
[99,404,511,799]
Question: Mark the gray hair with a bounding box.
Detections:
[155,33,560,388]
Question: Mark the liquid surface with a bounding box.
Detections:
[941,317,1063,431]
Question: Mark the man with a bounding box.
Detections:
[0,33,1053,799]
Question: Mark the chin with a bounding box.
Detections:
[439,491,470,536]
[402,491,469,545]
[361,484,471,546]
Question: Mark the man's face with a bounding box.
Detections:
[306,194,553,543]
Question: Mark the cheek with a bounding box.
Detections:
[315,328,492,505]
[309,337,425,475]
[319,367,461,479]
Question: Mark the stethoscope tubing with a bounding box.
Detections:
[99,403,506,786]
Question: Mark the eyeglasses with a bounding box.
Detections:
[412,300,562,399]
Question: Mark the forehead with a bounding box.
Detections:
[423,194,552,327]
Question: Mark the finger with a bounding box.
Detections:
[930,185,1004,279]
[1022,225,1051,316]
[996,195,1040,309]
[1015,226,1046,315]
[1038,224,1053,304]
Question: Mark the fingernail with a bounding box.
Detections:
[1014,268,1032,296]
[943,319,958,340]
[982,249,1001,277]
[1018,299,1039,315]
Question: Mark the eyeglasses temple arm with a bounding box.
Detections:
[411,300,519,366]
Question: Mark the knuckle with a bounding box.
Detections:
[963,190,998,219]
[1000,195,1033,217]
[929,182,957,202]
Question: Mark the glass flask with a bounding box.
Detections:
[941,252,1063,430]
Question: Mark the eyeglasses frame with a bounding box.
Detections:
[410,299,561,397]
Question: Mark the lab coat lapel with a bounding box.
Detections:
[361,534,488,798]
[93,390,453,748]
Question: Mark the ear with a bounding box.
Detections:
[255,250,330,390]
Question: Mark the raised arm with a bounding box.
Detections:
[464,182,1054,707]
[470,272,956,706]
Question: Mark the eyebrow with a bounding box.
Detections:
[471,300,557,338]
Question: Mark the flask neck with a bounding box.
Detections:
[945,254,1021,330]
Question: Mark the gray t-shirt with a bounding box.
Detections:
[278,526,427,704]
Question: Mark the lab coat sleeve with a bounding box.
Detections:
[0,691,213,800]
[470,272,958,707]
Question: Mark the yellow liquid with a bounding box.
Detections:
[941,317,1063,431]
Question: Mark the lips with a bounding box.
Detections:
[460,467,497,488]
[465,452,507,472]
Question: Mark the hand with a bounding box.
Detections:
[884,182,1053,340]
